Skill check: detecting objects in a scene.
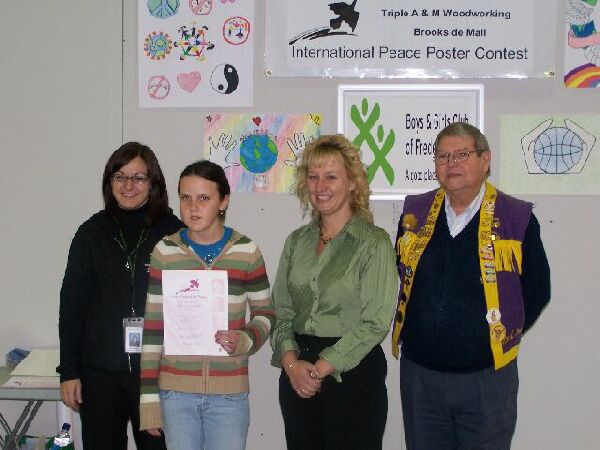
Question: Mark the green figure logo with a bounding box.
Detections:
[350,98,396,185]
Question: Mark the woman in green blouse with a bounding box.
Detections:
[270,134,398,450]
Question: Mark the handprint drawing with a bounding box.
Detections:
[284,132,315,167]
[208,133,240,169]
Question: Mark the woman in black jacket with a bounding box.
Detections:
[58,142,183,450]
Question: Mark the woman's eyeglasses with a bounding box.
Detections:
[112,173,149,185]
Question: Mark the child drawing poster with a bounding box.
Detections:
[565,0,600,87]
[138,0,254,107]
[203,113,322,193]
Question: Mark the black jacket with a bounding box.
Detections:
[58,209,183,381]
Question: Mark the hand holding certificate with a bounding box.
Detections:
[215,330,240,354]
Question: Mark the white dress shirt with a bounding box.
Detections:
[444,182,486,238]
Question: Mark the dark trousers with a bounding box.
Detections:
[400,357,518,450]
[80,368,166,450]
[279,335,388,450]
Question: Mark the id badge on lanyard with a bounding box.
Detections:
[116,228,147,354]
[123,317,144,353]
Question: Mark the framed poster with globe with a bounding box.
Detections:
[203,113,322,193]
[499,114,599,195]
[338,84,484,199]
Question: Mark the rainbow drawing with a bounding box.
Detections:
[203,113,322,193]
[565,0,600,87]
[564,63,600,87]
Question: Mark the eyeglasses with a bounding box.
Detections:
[112,173,149,185]
[433,150,478,165]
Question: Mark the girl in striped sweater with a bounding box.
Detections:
[139,160,274,450]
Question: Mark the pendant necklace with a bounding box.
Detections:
[319,229,335,245]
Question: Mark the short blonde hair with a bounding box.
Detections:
[295,134,373,223]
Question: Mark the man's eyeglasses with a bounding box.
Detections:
[433,150,478,165]
[112,173,149,185]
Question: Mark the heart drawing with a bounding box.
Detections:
[252,116,261,126]
[177,71,201,93]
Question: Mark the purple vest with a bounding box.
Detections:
[394,183,532,368]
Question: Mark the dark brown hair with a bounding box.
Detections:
[102,142,169,224]
[179,160,231,220]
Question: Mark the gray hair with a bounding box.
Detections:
[434,122,490,156]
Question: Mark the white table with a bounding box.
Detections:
[0,367,64,450]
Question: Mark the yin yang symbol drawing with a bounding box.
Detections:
[210,63,239,94]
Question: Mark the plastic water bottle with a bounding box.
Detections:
[50,423,73,449]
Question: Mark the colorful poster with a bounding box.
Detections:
[499,115,600,194]
[203,113,322,193]
[265,0,555,79]
[138,0,254,107]
[565,0,600,87]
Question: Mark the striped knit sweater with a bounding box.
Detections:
[139,228,273,430]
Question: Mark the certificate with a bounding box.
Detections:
[162,270,229,356]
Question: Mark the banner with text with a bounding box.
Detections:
[266,0,555,78]
[338,85,483,199]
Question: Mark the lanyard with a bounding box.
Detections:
[114,228,146,317]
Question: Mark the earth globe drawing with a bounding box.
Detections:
[239,134,278,173]
[533,126,584,173]
[521,118,595,175]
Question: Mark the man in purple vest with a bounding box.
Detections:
[392,122,550,449]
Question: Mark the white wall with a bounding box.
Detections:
[1,1,599,449]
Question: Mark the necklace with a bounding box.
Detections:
[319,229,334,245]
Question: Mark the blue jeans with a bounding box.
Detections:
[159,390,250,450]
